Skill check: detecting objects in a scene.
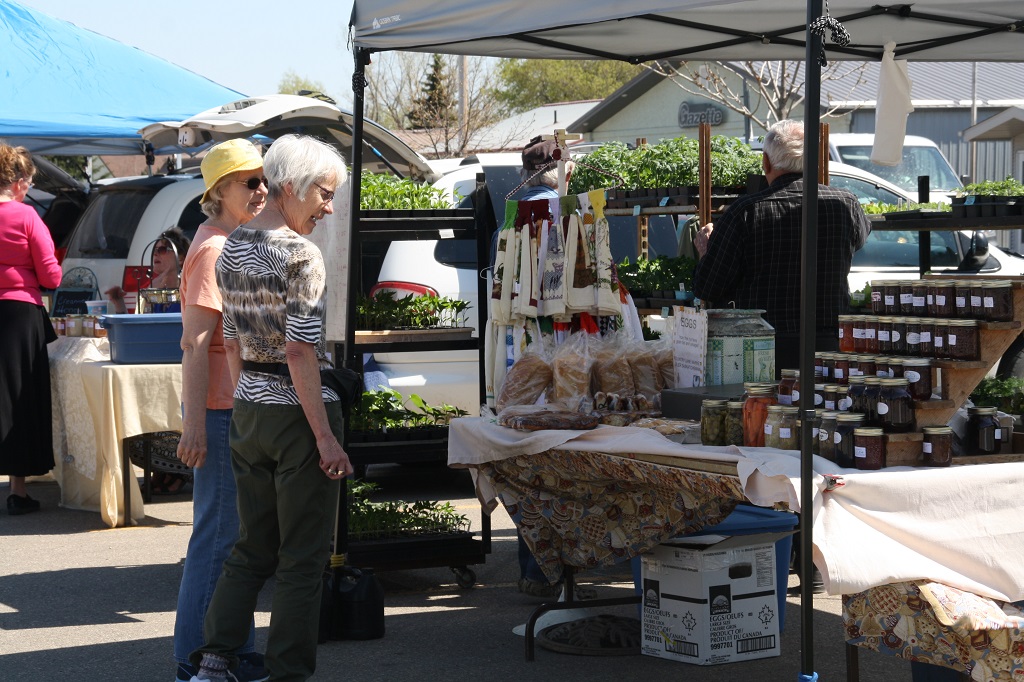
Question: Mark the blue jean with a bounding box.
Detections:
[518,534,554,584]
[174,408,255,663]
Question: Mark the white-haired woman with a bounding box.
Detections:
[189,134,351,682]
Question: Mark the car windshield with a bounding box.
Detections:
[835,145,962,195]
[853,229,961,269]
[65,189,156,259]
[829,173,906,206]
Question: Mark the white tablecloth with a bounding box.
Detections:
[48,337,183,527]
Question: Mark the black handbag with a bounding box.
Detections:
[240,360,362,414]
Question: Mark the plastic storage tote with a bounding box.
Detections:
[99,313,184,364]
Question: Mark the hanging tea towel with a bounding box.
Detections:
[513,200,545,320]
[564,194,596,315]
[537,197,565,318]
[587,189,620,316]
[871,41,914,167]
[490,201,519,324]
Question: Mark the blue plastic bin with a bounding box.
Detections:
[633,504,798,629]
[99,313,184,364]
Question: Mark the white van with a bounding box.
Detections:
[828,133,963,202]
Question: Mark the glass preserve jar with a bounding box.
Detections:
[905,319,922,357]
[911,282,928,316]
[947,320,980,361]
[814,352,827,381]
[847,375,868,416]
[838,315,855,353]
[870,280,885,314]
[777,406,800,450]
[836,385,852,412]
[982,280,1013,322]
[901,357,932,401]
[970,281,985,319]
[922,426,954,467]
[856,354,877,379]
[887,357,905,379]
[823,384,839,411]
[853,427,886,470]
[818,411,840,462]
[813,383,826,409]
[890,317,907,355]
[852,315,868,353]
[833,354,850,385]
[743,385,777,447]
[764,405,785,448]
[918,319,935,357]
[928,280,954,317]
[725,401,745,446]
[777,369,800,406]
[964,406,1001,456]
[954,280,973,318]
[898,281,915,315]
[883,281,899,315]
[834,413,866,468]
[876,316,893,355]
[932,320,949,359]
[863,317,879,354]
[878,378,914,433]
[862,376,882,426]
[701,399,728,445]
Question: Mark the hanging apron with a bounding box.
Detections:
[563,194,595,315]
[588,189,620,317]
[490,201,519,325]
[536,197,564,319]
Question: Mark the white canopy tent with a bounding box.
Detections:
[348,2,1023,677]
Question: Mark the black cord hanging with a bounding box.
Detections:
[808,0,851,67]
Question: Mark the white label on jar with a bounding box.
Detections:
[812,427,820,438]
[971,295,982,307]
[884,295,895,306]
[948,334,957,346]
[984,296,995,308]
[905,369,922,383]
[814,393,823,406]
[853,327,866,339]
[900,293,913,304]
[956,296,967,308]
[912,296,925,307]
[792,390,800,402]
[777,394,792,405]
[834,432,842,444]
[936,295,946,306]
[887,368,896,378]
[871,291,882,302]
[838,327,844,338]
[935,337,944,348]
[907,332,921,345]
[825,400,835,409]
[819,429,829,442]
[923,442,933,454]
[85,319,95,329]
[892,331,901,342]
[838,397,853,410]
[822,367,830,377]
[855,445,867,459]
[877,370,888,377]
[878,330,891,341]
[927,294,934,305]
[996,429,1003,440]
[779,427,792,439]
[877,401,890,415]
[850,368,861,377]
[764,424,773,435]
[834,368,845,379]
[921,332,932,343]
[866,328,876,339]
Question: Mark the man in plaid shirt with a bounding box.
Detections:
[692,119,871,373]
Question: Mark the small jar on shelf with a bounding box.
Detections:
[837,315,855,353]
[954,280,973,318]
[812,383,826,409]
[932,320,949,359]
[882,281,899,315]
[911,282,928,316]
[918,318,935,357]
[982,280,1014,322]
[764,405,785,448]
[847,375,868,416]
[922,426,954,467]
[777,369,800,406]
[701,399,728,445]
[901,357,933,401]
[835,385,852,412]
[833,413,866,468]
[928,279,954,317]
[898,281,915,315]
[862,376,882,426]
[776,407,799,450]
[833,354,850,386]
[853,427,886,470]
[946,320,980,361]
[905,318,922,357]
[818,411,840,462]
[743,385,777,447]
[964,406,1001,456]
[890,317,908,355]
[876,316,893,355]
[856,354,877,379]
[724,401,745,446]
[878,377,914,433]
[870,280,885,314]
[863,317,879,354]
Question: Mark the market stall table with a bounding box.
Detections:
[48,336,183,527]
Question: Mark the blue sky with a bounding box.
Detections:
[18,0,356,104]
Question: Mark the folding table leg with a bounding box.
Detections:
[121,439,132,525]
[846,642,860,682]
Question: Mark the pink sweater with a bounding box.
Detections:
[0,200,63,305]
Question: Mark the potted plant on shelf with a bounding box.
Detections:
[354,290,474,343]
[347,479,471,541]
[358,170,457,216]
[952,177,1024,218]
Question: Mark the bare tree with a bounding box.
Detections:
[364,52,521,157]
[648,60,869,131]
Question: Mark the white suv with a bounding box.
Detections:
[372,158,1024,415]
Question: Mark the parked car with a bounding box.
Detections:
[61,94,439,309]
[372,158,1024,415]
[828,133,963,202]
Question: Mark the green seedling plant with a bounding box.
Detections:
[347,479,470,539]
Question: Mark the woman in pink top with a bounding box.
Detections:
[0,144,62,515]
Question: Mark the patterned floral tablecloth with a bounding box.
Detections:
[477,448,745,583]
[844,581,1024,681]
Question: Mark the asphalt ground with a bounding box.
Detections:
[1,464,914,681]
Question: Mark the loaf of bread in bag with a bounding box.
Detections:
[496,354,552,412]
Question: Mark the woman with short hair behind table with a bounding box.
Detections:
[188,134,352,682]
[0,143,62,515]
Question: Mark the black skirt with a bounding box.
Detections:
[0,300,56,476]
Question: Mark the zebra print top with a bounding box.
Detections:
[216,226,338,405]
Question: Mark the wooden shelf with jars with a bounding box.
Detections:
[851,277,1024,466]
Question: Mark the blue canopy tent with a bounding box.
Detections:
[0,1,243,155]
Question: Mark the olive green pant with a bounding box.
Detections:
[193,399,342,682]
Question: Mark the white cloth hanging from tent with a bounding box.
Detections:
[871,41,915,167]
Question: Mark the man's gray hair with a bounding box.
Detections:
[264,133,347,200]
[763,119,804,174]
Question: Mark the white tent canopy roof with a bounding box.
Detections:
[351,0,1023,62]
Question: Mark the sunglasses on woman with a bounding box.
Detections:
[153,245,173,255]
[234,177,268,191]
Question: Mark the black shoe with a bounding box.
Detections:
[7,493,40,515]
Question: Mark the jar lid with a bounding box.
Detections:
[780,406,800,415]
[821,410,841,419]
[837,412,865,422]
[901,357,932,366]
[767,405,786,413]
[876,315,894,323]
[823,383,840,391]
[922,426,954,434]
[982,280,1012,288]
[702,399,728,407]
[927,279,954,286]
[968,406,998,415]
[912,281,928,288]
[746,385,776,396]
[835,385,849,394]
[853,427,884,436]
[887,357,904,365]
[726,401,745,409]
[837,314,853,321]
[890,316,908,323]
[947,319,978,327]
[847,375,866,384]
[880,377,909,386]
[814,383,826,390]
[863,376,882,385]
[856,355,877,362]
[780,368,799,378]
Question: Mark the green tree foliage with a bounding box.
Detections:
[493,59,643,113]
[278,69,327,97]
[406,54,456,129]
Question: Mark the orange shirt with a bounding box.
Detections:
[180,224,234,410]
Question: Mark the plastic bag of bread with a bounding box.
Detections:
[551,332,596,409]
[497,404,599,431]
[628,348,664,399]
[591,335,635,397]
[495,352,552,412]
[651,337,676,389]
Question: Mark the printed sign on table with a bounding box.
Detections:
[672,306,707,388]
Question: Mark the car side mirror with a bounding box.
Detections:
[958,231,989,271]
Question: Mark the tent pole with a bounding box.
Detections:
[800,0,823,680]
